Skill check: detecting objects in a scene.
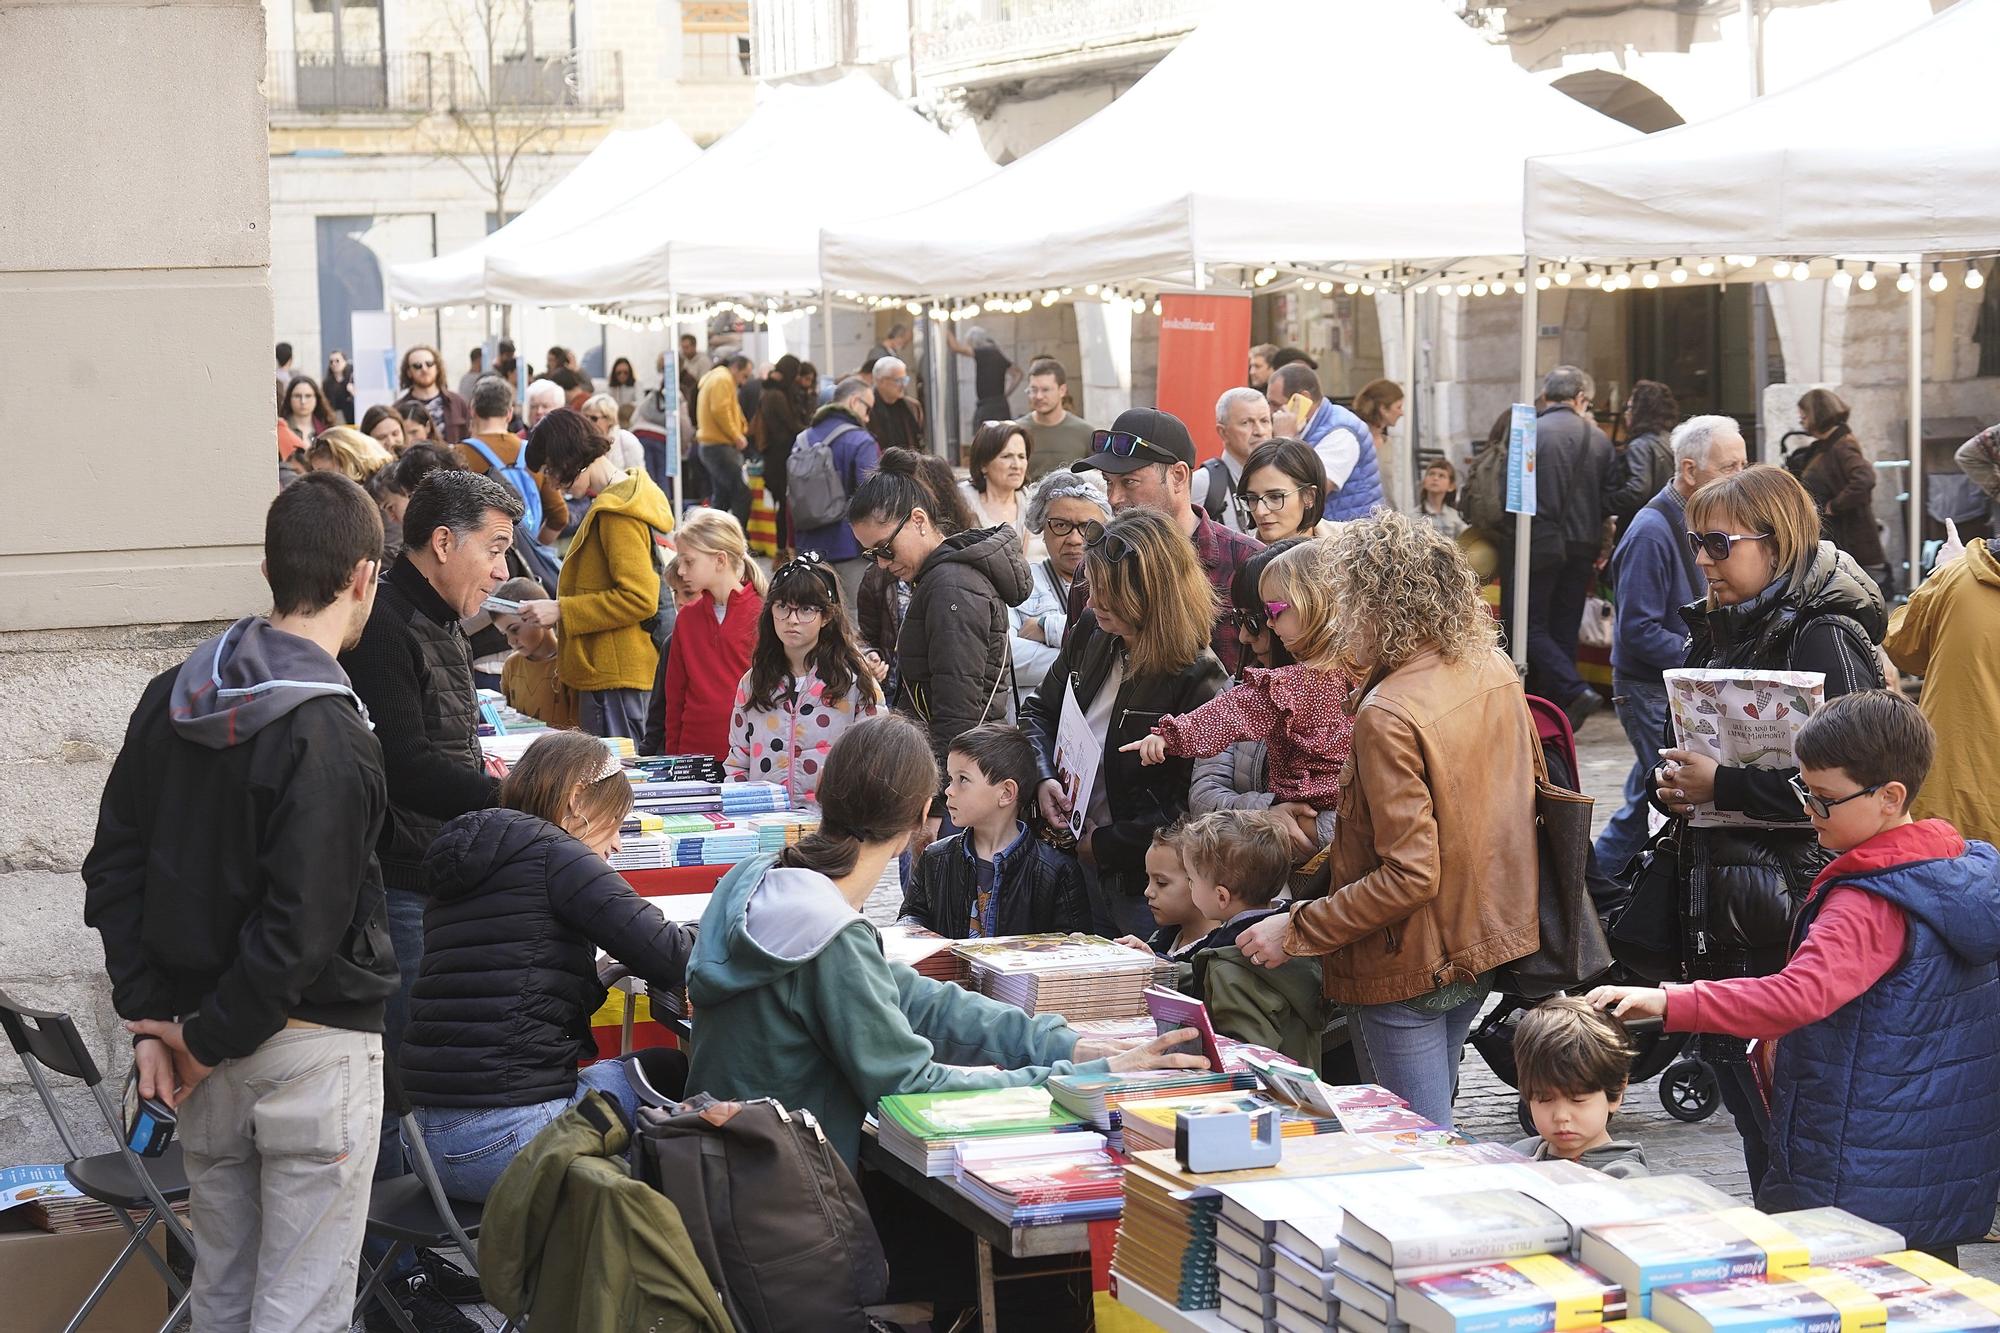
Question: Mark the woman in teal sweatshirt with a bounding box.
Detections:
[684,714,1206,1167]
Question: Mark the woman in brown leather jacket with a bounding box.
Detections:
[1785,388,1888,597]
[1236,511,1541,1125]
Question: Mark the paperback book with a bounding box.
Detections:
[1578,1208,1905,1316]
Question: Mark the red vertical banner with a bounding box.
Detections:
[1155,292,1253,464]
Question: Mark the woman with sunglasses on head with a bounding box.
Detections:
[1020,508,1228,938]
[725,555,882,806]
[1647,463,1885,1193]
[849,449,1029,854]
[1236,437,1337,543]
[1013,474,1110,691]
[1232,512,1540,1127]
[393,344,471,445]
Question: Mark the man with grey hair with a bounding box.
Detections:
[523,377,564,428]
[1194,386,1273,534]
[869,354,925,454]
[1594,412,1747,870]
[1519,363,1617,726]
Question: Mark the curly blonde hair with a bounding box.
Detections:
[1324,510,1496,671]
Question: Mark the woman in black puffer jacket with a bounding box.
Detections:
[1652,466,1884,1195]
[402,731,694,1202]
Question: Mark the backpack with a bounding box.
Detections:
[1196,456,1234,523]
[635,1095,887,1333]
[1458,439,1511,536]
[786,421,859,531]
[461,435,544,536]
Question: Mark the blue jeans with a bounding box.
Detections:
[699,443,750,526]
[580,688,649,741]
[365,886,429,1278]
[414,1063,641,1204]
[1348,989,1490,1128]
[1594,674,1668,877]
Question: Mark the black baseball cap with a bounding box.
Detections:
[1072,407,1196,475]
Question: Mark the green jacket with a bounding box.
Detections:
[481,1092,735,1333]
[1193,945,1329,1072]
[685,854,1108,1168]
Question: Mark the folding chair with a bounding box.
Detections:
[353,1063,513,1333]
[0,988,194,1333]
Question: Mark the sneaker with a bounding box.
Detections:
[1563,689,1604,730]
[363,1272,479,1333]
[416,1248,485,1305]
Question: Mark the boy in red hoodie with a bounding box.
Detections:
[1591,690,2000,1259]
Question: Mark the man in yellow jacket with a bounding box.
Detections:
[696,355,753,526]
[1884,534,2000,843]
[519,466,674,740]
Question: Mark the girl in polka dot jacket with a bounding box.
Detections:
[725,554,884,807]
[1124,540,1353,853]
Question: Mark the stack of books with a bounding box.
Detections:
[1119,1090,1347,1156]
[1648,1245,2000,1333]
[1047,1067,1251,1144]
[874,1086,1090,1177]
[630,778,794,817]
[1579,1207,1905,1317]
[1395,1255,1626,1333]
[607,828,763,869]
[951,935,1164,1019]
[956,1138,1126,1226]
[745,808,820,853]
[877,923,971,986]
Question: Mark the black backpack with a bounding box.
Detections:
[635,1095,887,1333]
[1459,438,1511,536]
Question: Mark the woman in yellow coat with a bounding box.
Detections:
[519,458,674,741]
[1884,535,2000,843]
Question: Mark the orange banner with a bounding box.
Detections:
[1155,292,1253,464]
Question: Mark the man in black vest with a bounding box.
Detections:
[341,467,520,1330]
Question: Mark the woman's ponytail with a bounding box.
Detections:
[775,715,937,875]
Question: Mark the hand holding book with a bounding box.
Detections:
[1076,1026,1211,1074]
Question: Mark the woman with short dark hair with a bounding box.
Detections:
[1236,437,1332,542]
[958,420,1039,558]
[1605,378,1682,535]
[1787,387,1888,596]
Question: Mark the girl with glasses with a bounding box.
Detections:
[1121,539,1354,859]
[725,556,882,807]
[1649,463,1886,1194]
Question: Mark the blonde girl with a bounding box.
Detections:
[655,508,768,760]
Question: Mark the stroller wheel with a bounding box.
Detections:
[1659,1057,1721,1122]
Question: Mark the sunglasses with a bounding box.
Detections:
[860,512,912,564]
[1789,773,1883,819]
[1043,516,1106,542]
[1084,527,1139,564]
[1685,529,1772,563]
[1263,600,1292,620]
[1228,607,1270,637]
[408,358,436,370]
[1090,429,1181,466]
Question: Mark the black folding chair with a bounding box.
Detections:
[0,988,194,1333]
[353,1063,512,1333]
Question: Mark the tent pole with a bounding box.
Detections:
[1908,264,1923,591]
[1513,258,1537,673]
[822,289,835,376]
[668,290,682,519]
[1400,281,1418,513]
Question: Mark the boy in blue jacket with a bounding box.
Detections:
[1592,690,2000,1257]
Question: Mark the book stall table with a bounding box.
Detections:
[859,1122,1101,1333]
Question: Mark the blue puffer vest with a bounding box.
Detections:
[1301,398,1383,521]
[1762,828,2000,1249]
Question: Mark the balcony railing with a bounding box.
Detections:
[443,49,624,116]
[266,51,434,115]
[913,0,1206,78]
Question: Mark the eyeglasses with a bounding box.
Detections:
[1685,529,1772,563]
[1084,526,1139,564]
[1090,429,1181,466]
[1263,600,1292,620]
[1238,486,1307,514]
[772,604,825,624]
[1788,773,1883,819]
[1042,516,1106,542]
[860,512,912,564]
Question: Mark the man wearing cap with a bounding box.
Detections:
[1067,407,1263,674]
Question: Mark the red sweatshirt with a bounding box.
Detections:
[1661,821,1965,1039]
[660,583,763,761]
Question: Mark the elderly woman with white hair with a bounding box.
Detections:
[1011,472,1110,690]
[580,392,647,476]
[524,377,565,429]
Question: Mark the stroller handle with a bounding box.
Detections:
[1617,1014,1665,1036]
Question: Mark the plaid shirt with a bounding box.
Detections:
[1063,506,1264,676]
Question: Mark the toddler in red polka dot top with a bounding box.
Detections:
[725,554,882,807]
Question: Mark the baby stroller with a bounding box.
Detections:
[1467,695,1722,1133]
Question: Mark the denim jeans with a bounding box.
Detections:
[699,443,751,526]
[580,687,649,741]
[178,1027,384,1333]
[1347,989,1490,1128]
[1595,673,1669,877]
[414,1062,641,1204]
[363,886,427,1280]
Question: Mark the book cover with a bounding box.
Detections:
[1342,1190,1570,1271]
[1651,1271,1882,1333]
[1335,1103,1440,1135]
[1664,670,1824,830]
[1579,1208,1902,1317]
[1397,1253,1625,1333]
[951,933,1154,973]
[1145,985,1228,1071]
[1522,1174,1742,1244]
[878,1086,1085,1138]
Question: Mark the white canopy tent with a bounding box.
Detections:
[481,74,995,306]
[819,0,1632,297]
[1523,0,2000,605]
[384,118,701,308]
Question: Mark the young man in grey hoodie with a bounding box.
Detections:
[83,472,400,1332]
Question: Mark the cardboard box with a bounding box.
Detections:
[0,1222,172,1332]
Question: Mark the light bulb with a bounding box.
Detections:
[1414,284,1429,295]
[1642,269,1660,288]
[1929,266,1948,293]
[1361,284,1376,296]
[1615,271,1633,290]
[1150,299,1162,316]
[1456,283,1472,297]
[1343,282,1359,295]
[1740,256,1759,268]
[1513,279,1528,295]
[1897,268,1916,293]
[1535,274,1551,291]
[1671,266,1688,283]
[1585,272,1603,288]
[1968,267,1986,291]
[1697,260,1716,277]
[1554,270,1572,287]
[1472,281,1489,297]
[1316,280,1333,294]
[1833,266,1852,288]
[1772,260,1792,278]
[1084,283,1098,296]
[1791,262,1810,281]
[1856,270,1877,291]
